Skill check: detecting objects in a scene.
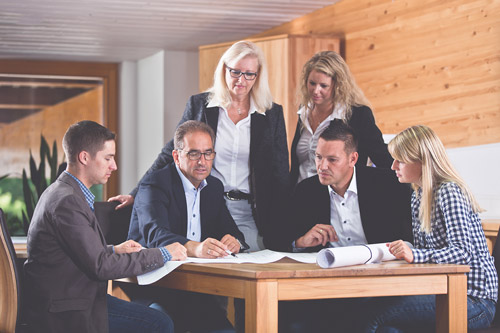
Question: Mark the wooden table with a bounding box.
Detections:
[116,260,469,333]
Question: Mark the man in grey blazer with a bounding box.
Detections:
[24,120,187,333]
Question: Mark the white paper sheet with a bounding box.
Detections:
[316,243,396,269]
[137,249,317,285]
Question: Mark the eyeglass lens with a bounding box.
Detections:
[227,67,257,80]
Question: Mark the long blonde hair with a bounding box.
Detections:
[298,51,370,123]
[388,125,483,233]
[207,40,273,113]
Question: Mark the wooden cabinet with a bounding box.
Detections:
[198,34,340,150]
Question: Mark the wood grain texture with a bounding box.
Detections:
[245,280,278,333]
[0,224,18,332]
[198,35,340,151]
[482,219,500,253]
[278,275,448,300]
[115,261,469,333]
[0,60,119,197]
[250,0,500,148]
[436,274,468,332]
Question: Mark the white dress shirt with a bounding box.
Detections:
[208,97,260,193]
[175,164,207,242]
[296,104,344,184]
[328,167,367,247]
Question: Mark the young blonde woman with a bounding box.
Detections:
[361,125,497,332]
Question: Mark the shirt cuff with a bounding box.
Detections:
[292,240,306,253]
[159,247,172,263]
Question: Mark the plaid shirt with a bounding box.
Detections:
[411,182,498,302]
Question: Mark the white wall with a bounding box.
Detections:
[118,61,138,194]
[447,143,500,219]
[384,135,500,219]
[164,50,199,142]
[137,51,165,180]
[118,50,199,194]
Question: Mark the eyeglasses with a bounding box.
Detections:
[226,66,258,81]
[178,149,216,161]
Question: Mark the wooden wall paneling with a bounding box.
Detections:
[250,0,500,149]
[0,60,119,197]
[198,35,340,151]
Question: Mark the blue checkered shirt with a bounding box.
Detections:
[411,182,498,302]
[65,171,95,211]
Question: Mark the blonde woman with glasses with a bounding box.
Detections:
[110,40,289,253]
[361,125,497,332]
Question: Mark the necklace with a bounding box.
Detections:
[237,108,241,115]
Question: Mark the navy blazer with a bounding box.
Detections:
[131,92,290,246]
[128,163,245,248]
[272,166,413,252]
[290,105,393,186]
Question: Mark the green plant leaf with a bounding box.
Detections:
[28,150,41,195]
[0,174,9,182]
[22,211,30,235]
[22,169,35,221]
[50,140,58,183]
[41,135,50,162]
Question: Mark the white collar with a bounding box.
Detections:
[175,164,207,191]
[327,166,358,197]
[207,96,262,116]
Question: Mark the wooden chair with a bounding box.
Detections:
[0,208,20,333]
[94,201,132,245]
[472,226,500,332]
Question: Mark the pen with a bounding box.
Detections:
[225,249,237,258]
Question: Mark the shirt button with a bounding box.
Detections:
[347,237,351,241]
[342,203,345,206]
[193,214,196,217]
[343,221,347,224]
[192,232,195,236]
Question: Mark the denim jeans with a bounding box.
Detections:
[107,295,174,333]
[361,294,496,332]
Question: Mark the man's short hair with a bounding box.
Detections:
[319,119,358,154]
[63,120,115,163]
[174,120,215,150]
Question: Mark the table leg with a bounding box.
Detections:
[245,280,278,333]
[436,274,467,333]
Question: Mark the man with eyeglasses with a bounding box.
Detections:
[128,120,244,332]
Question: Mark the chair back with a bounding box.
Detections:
[0,208,19,333]
[94,201,133,245]
[491,227,500,326]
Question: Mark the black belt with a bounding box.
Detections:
[224,190,252,201]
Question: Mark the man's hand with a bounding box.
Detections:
[115,240,142,254]
[107,194,134,209]
[295,224,338,248]
[185,238,228,258]
[165,242,187,261]
[220,234,240,254]
[387,240,414,263]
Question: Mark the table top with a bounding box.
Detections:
[147,259,470,280]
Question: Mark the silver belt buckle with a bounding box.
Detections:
[225,191,239,201]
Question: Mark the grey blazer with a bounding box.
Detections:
[24,172,164,333]
[132,92,290,246]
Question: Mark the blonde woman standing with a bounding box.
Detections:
[362,125,497,332]
[290,51,392,186]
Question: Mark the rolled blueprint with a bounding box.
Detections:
[316,243,396,269]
